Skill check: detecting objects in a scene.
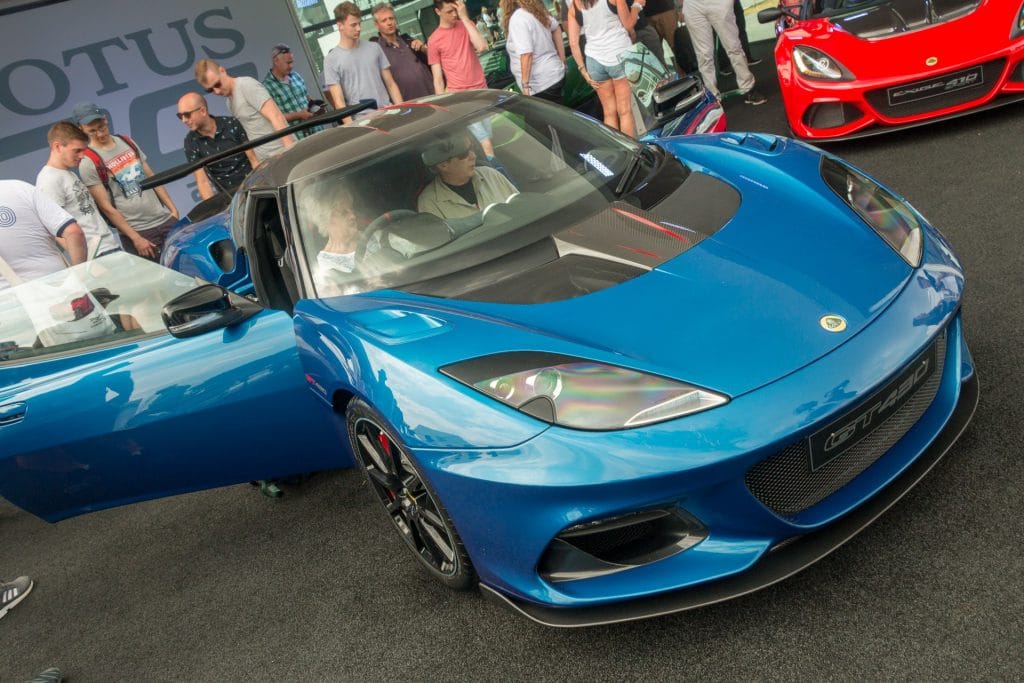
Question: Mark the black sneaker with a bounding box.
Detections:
[748,56,763,66]
[0,576,33,619]
[720,64,733,76]
[744,89,768,105]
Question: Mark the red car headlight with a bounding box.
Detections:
[793,45,855,81]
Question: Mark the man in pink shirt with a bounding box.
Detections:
[428,0,497,158]
[428,0,489,94]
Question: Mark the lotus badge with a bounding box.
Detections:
[926,57,938,67]
[820,315,847,332]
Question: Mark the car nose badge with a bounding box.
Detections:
[820,315,847,332]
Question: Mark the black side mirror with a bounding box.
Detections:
[161,284,262,338]
[652,76,704,125]
[758,6,799,23]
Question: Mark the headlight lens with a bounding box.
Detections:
[793,45,855,81]
[1013,1,1024,39]
[442,352,728,430]
[821,158,923,267]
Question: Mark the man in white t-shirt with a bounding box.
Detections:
[0,179,87,290]
[194,58,296,162]
[36,122,122,260]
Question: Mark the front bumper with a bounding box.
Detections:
[482,370,978,627]
[783,44,1024,140]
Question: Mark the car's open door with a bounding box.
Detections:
[0,253,344,522]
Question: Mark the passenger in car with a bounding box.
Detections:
[300,185,361,291]
[417,134,518,220]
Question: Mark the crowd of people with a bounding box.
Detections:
[2,0,768,289]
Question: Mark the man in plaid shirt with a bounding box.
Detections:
[262,43,326,139]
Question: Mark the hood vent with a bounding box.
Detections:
[830,0,980,39]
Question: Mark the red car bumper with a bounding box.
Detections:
[776,9,1024,140]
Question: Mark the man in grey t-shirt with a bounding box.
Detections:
[195,59,295,162]
[324,2,403,121]
[74,102,178,260]
[37,121,122,259]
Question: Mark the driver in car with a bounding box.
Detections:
[417,134,517,220]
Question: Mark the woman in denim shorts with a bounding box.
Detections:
[568,0,643,137]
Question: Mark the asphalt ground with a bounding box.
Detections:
[2,48,1023,681]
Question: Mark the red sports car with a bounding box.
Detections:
[759,0,1024,140]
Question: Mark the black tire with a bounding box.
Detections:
[345,398,475,590]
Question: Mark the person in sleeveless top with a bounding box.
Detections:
[568,0,642,137]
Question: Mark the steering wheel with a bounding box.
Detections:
[480,192,521,222]
[356,210,419,261]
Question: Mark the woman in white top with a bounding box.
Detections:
[568,0,642,137]
[501,0,567,103]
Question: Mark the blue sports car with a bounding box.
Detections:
[0,92,976,626]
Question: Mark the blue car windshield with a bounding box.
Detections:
[290,99,675,299]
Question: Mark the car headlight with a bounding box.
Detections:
[821,158,923,267]
[441,352,728,430]
[793,45,855,81]
[1013,1,1024,39]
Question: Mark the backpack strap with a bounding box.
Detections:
[83,134,141,210]
[82,147,110,190]
[116,133,142,159]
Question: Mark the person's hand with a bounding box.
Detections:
[581,69,598,89]
[131,235,158,259]
[410,38,425,51]
[522,84,532,95]
[455,0,470,20]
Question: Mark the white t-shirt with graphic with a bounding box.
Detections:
[36,165,122,259]
[78,136,171,232]
[0,179,74,290]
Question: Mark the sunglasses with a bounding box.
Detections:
[176,106,203,121]
[204,80,222,94]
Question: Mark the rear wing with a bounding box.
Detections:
[140,101,374,191]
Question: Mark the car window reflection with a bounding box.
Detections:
[0,252,205,364]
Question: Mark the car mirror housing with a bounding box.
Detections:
[161,284,262,338]
[652,76,705,125]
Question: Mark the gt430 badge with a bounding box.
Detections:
[808,341,937,471]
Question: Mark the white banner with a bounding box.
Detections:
[0,0,320,214]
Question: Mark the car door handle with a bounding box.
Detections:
[0,402,26,426]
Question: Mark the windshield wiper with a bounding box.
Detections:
[614,143,651,197]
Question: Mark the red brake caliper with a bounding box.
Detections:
[377,431,397,500]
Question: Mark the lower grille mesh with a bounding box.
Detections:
[745,331,947,519]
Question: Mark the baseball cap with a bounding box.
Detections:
[72,102,106,125]
[271,43,291,58]
[421,135,471,167]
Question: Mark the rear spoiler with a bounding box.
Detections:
[140,101,374,191]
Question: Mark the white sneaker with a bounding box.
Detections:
[0,576,33,619]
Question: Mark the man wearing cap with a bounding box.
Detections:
[177,92,256,200]
[263,43,326,139]
[36,121,122,260]
[194,59,295,162]
[0,179,88,290]
[417,134,517,220]
[74,102,178,260]
[370,3,434,101]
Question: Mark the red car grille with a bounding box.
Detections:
[864,58,1006,118]
[745,331,946,520]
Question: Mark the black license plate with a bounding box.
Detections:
[808,342,937,471]
[887,65,984,107]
